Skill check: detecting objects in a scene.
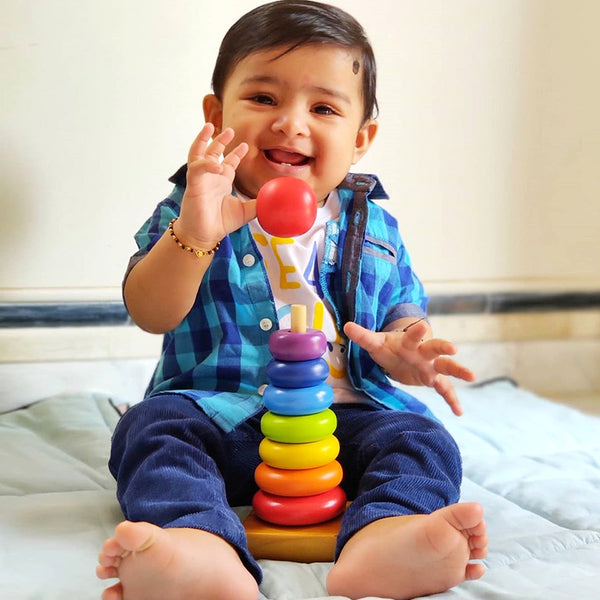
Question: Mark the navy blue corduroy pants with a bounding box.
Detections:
[109,394,462,584]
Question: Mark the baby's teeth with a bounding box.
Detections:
[282,162,292,166]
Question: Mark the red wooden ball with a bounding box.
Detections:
[256,177,317,237]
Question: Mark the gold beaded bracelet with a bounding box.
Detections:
[168,218,221,258]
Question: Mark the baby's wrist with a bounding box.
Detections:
[168,218,221,258]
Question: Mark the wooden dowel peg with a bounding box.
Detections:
[291,304,307,333]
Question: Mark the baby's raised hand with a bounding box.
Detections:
[176,123,255,250]
[343,320,475,416]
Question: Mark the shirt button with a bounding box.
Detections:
[259,318,273,331]
[242,253,256,267]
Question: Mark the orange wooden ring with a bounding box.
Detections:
[255,460,343,497]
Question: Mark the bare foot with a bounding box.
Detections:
[326,502,488,600]
[96,521,259,600]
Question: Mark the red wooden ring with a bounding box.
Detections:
[252,486,347,526]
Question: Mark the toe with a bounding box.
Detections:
[102,537,125,558]
[98,551,121,568]
[438,502,485,533]
[469,518,488,538]
[96,565,119,580]
[114,521,158,553]
[470,546,488,560]
[101,581,124,600]
[465,562,486,581]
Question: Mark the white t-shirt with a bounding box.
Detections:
[248,190,365,403]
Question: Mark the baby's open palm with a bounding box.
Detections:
[177,124,255,249]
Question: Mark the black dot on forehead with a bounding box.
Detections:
[353,60,360,74]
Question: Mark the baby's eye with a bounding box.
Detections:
[250,94,276,105]
[313,105,337,115]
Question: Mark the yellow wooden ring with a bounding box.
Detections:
[259,435,340,470]
[255,460,343,497]
[261,409,337,443]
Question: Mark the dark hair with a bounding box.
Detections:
[211,0,378,124]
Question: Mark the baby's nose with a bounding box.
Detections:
[272,107,310,137]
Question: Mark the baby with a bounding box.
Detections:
[97,2,488,599]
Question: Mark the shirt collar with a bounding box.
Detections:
[168,165,389,201]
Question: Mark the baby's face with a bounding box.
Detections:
[207,44,376,204]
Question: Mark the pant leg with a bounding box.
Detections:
[109,393,264,583]
[332,404,462,559]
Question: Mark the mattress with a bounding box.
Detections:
[1,375,599,599]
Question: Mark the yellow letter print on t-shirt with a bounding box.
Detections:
[271,237,300,289]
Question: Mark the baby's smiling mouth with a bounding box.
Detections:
[264,149,311,167]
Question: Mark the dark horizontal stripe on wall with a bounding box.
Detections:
[427,291,600,315]
[0,302,130,328]
[1,291,599,327]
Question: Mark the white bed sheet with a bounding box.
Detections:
[1,374,599,600]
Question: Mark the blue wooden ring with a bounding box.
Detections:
[269,329,327,362]
[263,382,333,415]
[261,409,337,443]
[266,358,329,388]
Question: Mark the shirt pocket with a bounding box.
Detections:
[363,235,398,265]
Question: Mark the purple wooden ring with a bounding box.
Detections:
[266,358,329,388]
[269,329,327,362]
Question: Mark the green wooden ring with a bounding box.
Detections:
[261,409,337,443]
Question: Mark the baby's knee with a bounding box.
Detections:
[355,411,462,481]
[368,410,457,448]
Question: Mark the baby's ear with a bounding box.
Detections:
[353,119,378,164]
[203,94,223,134]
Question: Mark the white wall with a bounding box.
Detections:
[1,0,599,303]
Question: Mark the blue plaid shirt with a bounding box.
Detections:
[126,171,433,431]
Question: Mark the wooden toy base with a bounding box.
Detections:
[243,509,344,562]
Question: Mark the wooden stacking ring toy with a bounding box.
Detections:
[259,435,340,470]
[254,461,343,497]
[269,328,327,362]
[253,486,347,526]
[262,382,333,415]
[249,304,347,537]
[261,409,337,443]
[266,357,329,388]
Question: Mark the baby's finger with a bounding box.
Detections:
[433,356,476,382]
[401,321,428,350]
[343,321,384,354]
[188,123,216,163]
[205,128,236,162]
[419,338,456,360]
[433,376,464,416]
[221,142,249,175]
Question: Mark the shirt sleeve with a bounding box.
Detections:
[122,185,184,299]
[380,225,429,330]
[133,185,184,253]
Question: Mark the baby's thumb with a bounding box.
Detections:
[343,321,380,353]
[241,199,257,226]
